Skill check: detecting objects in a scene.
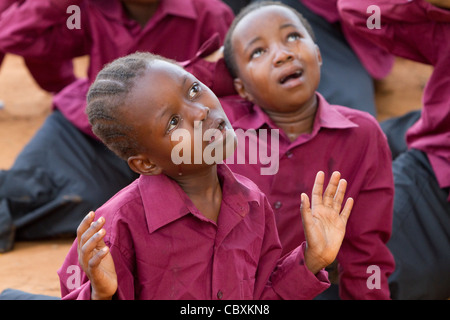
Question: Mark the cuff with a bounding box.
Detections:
[61,281,92,300]
[271,242,330,300]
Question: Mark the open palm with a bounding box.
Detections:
[301,171,354,274]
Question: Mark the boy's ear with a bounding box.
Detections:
[233,78,254,102]
[315,44,323,67]
[127,155,162,176]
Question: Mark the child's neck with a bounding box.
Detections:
[122,2,160,28]
[176,166,222,223]
[265,95,318,142]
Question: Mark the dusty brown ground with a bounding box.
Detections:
[0,54,433,298]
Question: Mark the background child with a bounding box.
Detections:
[339,0,450,299]
[220,2,395,299]
[58,52,353,300]
[0,0,234,252]
[277,0,395,117]
[0,0,75,94]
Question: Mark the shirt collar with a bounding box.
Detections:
[139,164,260,234]
[232,92,358,134]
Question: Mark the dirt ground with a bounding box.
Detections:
[0,54,433,298]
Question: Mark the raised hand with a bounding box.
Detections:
[77,211,117,300]
[300,171,354,275]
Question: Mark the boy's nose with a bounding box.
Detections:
[192,105,210,125]
[273,47,294,67]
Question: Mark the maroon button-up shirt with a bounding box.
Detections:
[0,0,75,93]
[299,0,394,80]
[223,93,395,299]
[0,0,234,137]
[58,164,330,300]
[338,0,450,201]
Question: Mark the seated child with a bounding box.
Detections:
[339,0,450,300]
[0,0,74,93]
[57,52,353,300]
[0,0,234,253]
[220,1,395,299]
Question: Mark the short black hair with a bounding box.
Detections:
[223,1,316,79]
[86,52,177,160]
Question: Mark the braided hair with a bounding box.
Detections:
[86,52,176,160]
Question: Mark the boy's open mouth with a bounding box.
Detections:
[279,69,303,84]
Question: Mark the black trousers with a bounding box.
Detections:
[0,289,59,300]
[387,149,450,299]
[380,110,449,299]
[0,111,138,252]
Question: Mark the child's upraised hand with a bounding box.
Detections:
[301,171,354,275]
[77,211,117,300]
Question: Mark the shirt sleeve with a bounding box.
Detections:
[336,117,395,299]
[254,197,330,300]
[337,0,449,65]
[0,0,89,60]
[181,33,236,97]
[0,0,18,13]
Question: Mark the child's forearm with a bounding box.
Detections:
[0,0,86,59]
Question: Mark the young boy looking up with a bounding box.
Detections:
[0,0,234,253]
[58,52,353,300]
[221,2,395,299]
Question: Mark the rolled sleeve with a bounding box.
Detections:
[269,242,330,300]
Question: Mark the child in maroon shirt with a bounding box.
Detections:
[218,1,395,299]
[0,0,234,252]
[0,0,74,93]
[339,0,450,299]
[58,52,353,300]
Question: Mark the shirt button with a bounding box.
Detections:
[217,290,223,300]
[273,201,282,209]
[286,150,293,158]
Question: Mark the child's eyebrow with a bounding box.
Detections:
[244,36,262,53]
[157,105,171,125]
[181,73,189,87]
[279,22,298,30]
[280,22,309,38]
[243,21,303,53]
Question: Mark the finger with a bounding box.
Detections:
[88,246,110,270]
[79,216,106,248]
[340,197,354,224]
[300,193,313,227]
[333,179,348,211]
[311,171,325,207]
[82,228,107,256]
[77,211,95,247]
[323,171,341,208]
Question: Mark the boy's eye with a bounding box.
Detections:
[167,115,181,133]
[188,83,201,99]
[250,48,265,60]
[287,32,301,42]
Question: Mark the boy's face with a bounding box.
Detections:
[231,5,322,113]
[123,60,236,178]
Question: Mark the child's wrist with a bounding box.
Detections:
[304,246,326,275]
[91,287,113,300]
